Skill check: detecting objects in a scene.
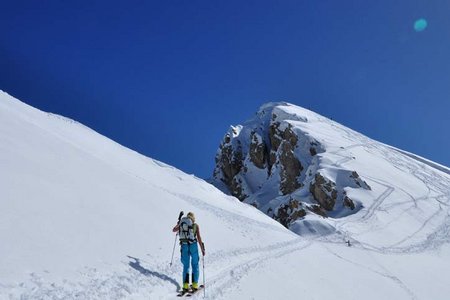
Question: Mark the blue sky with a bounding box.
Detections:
[1,0,449,178]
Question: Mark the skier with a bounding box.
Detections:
[172,212,205,293]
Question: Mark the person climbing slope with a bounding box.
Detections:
[172,211,205,293]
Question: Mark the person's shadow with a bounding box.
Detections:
[127,256,180,291]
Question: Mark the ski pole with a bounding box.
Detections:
[170,211,184,266]
[202,242,206,298]
[169,234,178,267]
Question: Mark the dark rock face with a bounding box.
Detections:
[268,121,282,166]
[215,133,247,200]
[343,196,356,210]
[350,171,371,190]
[230,177,247,201]
[273,199,306,228]
[249,132,267,169]
[279,141,303,195]
[307,204,327,218]
[218,141,242,186]
[215,117,307,201]
[309,173,338,211]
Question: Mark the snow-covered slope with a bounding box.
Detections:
[212,102,450,251]
[0,91,295,298]
[2,93,450,300]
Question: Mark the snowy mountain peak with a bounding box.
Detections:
[212,102,450,242]
[249,102,311,128]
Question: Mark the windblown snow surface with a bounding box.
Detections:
[1,91,449,300]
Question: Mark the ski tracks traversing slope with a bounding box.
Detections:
[7,265,164,300]
[359,181,394,222]
[323,125,450,255]
[321,244,419,300]
[156,237,310,299]
[7,239,309,299]
[189,238,312,299]
[359,145,450,253]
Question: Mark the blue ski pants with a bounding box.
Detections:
[181,242,199,284]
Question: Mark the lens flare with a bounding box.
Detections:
[414,18,427,32]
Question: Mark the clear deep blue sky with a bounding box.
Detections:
[1,0,449,178]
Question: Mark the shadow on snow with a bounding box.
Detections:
[127,255,180,291]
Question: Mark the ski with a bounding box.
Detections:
[186,285,205,297]
[177,290,190,297]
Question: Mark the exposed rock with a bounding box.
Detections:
[249,131,267,169]
[269,122,297,160]
[309,173,338,211]
[211,103,380,234]
[274,199,306,228]
[230,177,247,201]
[279,141,303,195]
[216,137,244,187]
[282,124,298,148]
[307,204,327,218]
[224,134,231,144]
[350,171,371,190]
[269,122,282,166]
[343,196,356,210]
[217,143,232,182]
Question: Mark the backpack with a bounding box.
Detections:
[179,217,197,244]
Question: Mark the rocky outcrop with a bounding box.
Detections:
[343,196,356,210]
[214,114,307,200]
[279,141,303,194]
[309,173,338,211]
[249,131,267,169]
[307,204,327,218]
[214,130,247,200]
[212,102,372,230]
[350,171,371,190]
[217,142,242,184]
[268,121,282,167]
[273,199,306,228]
[230,176,247,200]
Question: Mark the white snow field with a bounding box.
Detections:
[1,91,450,299]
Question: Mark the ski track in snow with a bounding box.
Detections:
[322,122,450,255]
[321,244,418,300]
[198,238,312,300]
[8,238,310,299]
[360,184,394,222]
[386,205,446,248]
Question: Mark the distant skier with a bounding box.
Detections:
[172,211,205,293]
